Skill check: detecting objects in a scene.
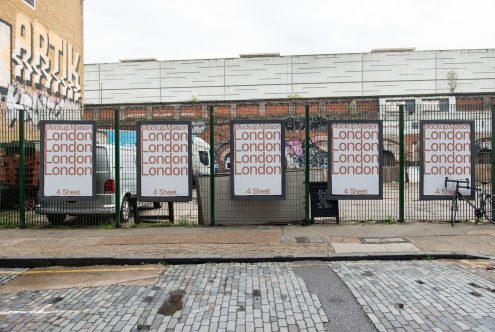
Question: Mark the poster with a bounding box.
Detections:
[420,121,475,200]
[40,121,96,200]
[231,120,285,199]
[328,121,383,199]
[137,121,192,201]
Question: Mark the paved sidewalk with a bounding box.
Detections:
[0,222,494,262]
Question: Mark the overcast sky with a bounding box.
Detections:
[84,0,495,64]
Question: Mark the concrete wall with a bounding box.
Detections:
[84,49,495,105]
[197,171,305,225]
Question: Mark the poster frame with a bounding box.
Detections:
[136,121,193,202]
[39,120,97,201]
[419,120,475,201]
[327,120,384,200]
[230,119,286,200]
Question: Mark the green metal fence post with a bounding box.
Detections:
[209,106,215,226]
[304,105,311,224]
[492,105,495,198]
[114,108,121,228]
[18,109,25,229]
[398,105,405,222]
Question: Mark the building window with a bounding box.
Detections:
[422,98,449,112]
[383,151,396,166]
[477,149,492,164]
[24,0,35,8]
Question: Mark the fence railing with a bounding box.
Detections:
[0,102,493,228]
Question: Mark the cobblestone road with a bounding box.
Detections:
[0,269,27,287]
[0,263,328,331]
[330,261,495,332]
[1,261,495,331]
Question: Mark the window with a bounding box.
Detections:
[405,100,415,115]
[477,149,492,164]
[422,98,449,112]
[24,0,35,8]
[199,151,209,166]
[383,151,396,166]
[224,153,231,170]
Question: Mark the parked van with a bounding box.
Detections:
[36,144,137,224]
[35,137,211,224]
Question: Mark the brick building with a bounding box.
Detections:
[0,0,84,139]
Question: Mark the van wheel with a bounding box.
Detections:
[47,214,66,225]
[120,197,130,223]
[153,202,162,209]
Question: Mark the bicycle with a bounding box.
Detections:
[445,177,494,226]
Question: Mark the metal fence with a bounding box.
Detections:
[0,101,493,228]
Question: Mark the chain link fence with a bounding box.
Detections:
[0,100,493,227]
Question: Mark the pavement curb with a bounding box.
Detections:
[0,252,492,268]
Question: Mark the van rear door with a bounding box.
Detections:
[96,147,111,194]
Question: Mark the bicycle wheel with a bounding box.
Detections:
[483,195,494,223]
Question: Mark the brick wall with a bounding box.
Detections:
[456,97,484,111]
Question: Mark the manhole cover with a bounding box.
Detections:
[295,237,311,243]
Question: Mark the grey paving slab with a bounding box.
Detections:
[330,261,495,332]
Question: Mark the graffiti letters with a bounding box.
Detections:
[192,120,206,134]
[11,13,81,102]
[285,116,326,132]
[3,82,80,128]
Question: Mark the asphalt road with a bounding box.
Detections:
[292,261,376,332]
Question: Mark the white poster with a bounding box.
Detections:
[329,122,382,198]
[42,122,95,199]
[421,122,474,199]
[138,122,191,200]
[231,121,285,199]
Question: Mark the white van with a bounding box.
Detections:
[192,136,210,176]
[36,138,211,224]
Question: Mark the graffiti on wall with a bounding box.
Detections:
[192,120,206,134]
[2,82,80,128]
[0,20,11,95]
[285,116,327,132]
[11,13,81,101]
[285,139,328,168]
[0,13,82,128]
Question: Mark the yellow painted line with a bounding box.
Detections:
[0,267,163,275]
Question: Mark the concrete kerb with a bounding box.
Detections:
[0,252,491,268]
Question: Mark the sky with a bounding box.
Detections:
[84,0,495,64]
